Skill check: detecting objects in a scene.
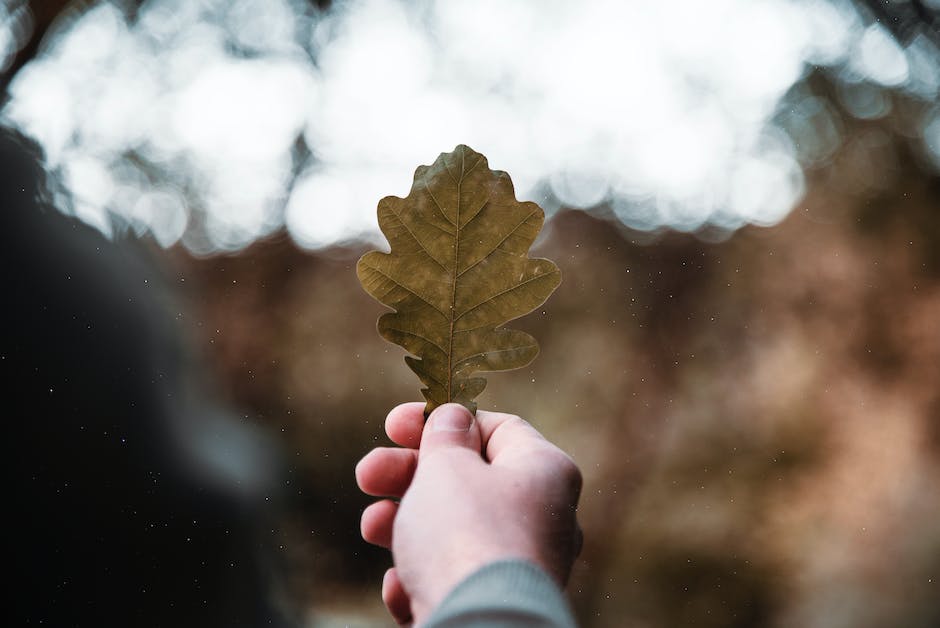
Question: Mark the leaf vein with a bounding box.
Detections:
[457,209,537,278]
[442,158,458,184]
[458,184,494,230]
[364,265,448,317]
[456,344,537,367]
[425,183,456,228]
[454,269,557,321]
[389,328,448,356]
[460,157,483,182]
[390,206,448,270]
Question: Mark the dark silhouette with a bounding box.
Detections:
[1,127,290,627]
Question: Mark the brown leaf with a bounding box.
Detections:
[357,145,561,415]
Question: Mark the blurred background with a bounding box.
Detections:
[2,0,939,626]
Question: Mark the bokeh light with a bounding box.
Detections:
[2,0,939,253]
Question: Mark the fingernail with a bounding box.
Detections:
[431,405,472,432]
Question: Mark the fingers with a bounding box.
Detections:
[356,447,418,498]
[385,402,426,448]
[475,409,547,463]
[360,499,398,548]
[384,403,547,464]
[475,410,583,501]
[378,403,572,480]
[382,567,413,625]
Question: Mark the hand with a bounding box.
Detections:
[356,402,583,625]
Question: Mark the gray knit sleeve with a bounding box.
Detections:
[423,559,578,628]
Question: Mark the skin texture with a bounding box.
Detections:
[356,402,583,625]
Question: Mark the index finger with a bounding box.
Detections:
[384,402,426,448]
[475,409,548,462]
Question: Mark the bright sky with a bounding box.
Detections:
[3,0,940,252]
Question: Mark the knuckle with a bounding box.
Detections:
[545,448,582,492]
[559,455,583,492]
[529,445,582,490]
[505,415,545,441]
[504,414,527,429]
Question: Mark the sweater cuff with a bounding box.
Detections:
[423,559,577,627]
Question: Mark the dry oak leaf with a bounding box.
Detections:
[357,145,561,415]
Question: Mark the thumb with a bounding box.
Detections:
[420,403,482,458]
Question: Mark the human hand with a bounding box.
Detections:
[355,402,583,625]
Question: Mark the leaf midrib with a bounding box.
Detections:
[446,150,483,401]
[446,151,462,401]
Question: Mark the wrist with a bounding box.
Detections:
[402,544,536,623]
[421,559,577,628]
